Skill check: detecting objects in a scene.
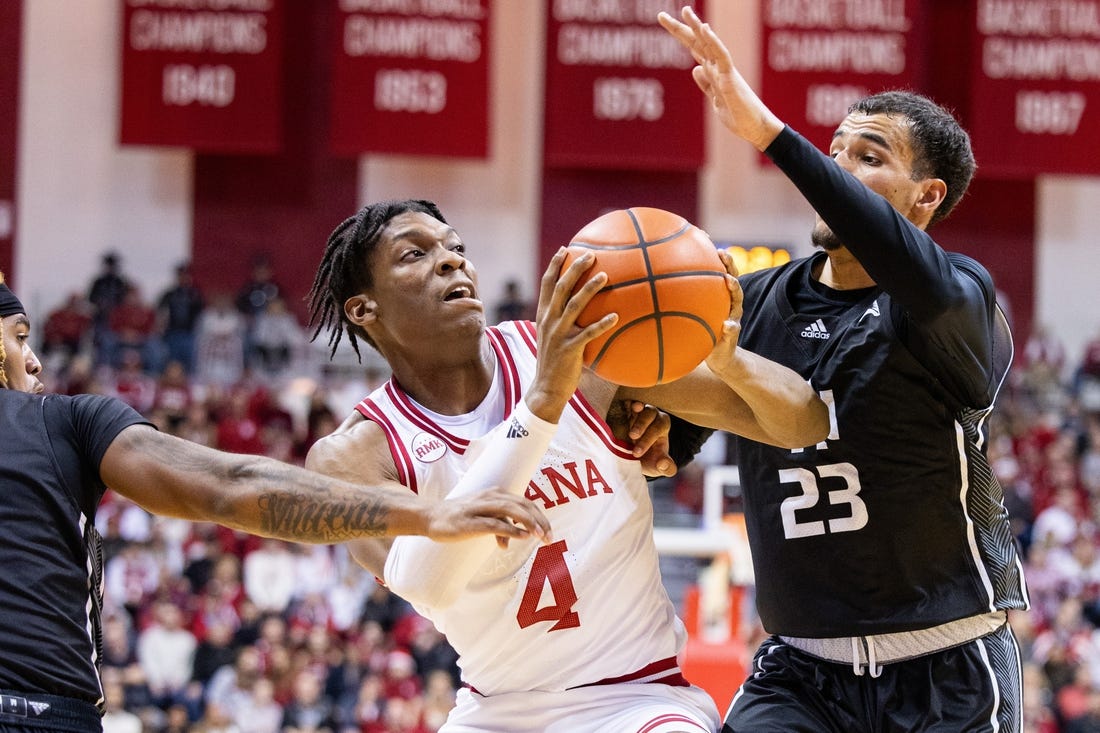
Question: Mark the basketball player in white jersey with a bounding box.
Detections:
[305,199,829,733]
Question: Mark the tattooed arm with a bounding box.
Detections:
[98,424,550,544]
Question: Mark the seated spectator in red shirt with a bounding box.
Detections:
[111,349,157,415]
[151,359,193,431]
[109,285,159,370]
[42,292,93,359]
[216,388,267,456]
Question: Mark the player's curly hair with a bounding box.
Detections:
[307,199,447,360]
[849,91,976,227]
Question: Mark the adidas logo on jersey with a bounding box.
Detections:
[507,418,529,439]
[800,319,830,339]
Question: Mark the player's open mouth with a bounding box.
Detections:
[444,284,477,302]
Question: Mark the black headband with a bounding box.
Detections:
[0,283,26,318]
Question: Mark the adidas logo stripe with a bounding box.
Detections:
[800,318,831,340]
[507,418,529,439]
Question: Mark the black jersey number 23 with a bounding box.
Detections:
[778,390,869,539]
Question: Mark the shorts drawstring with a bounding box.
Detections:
[850,637,884,678]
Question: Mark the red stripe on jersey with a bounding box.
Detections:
[514,319,538,355]
[354,398,418,494]
[636,714,710,733]
[574,657,686,687]
[384,380,470,455]
[487,326,521,417]
[569,390,636,459]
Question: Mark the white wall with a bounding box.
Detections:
[18,0,192,319]
[15,1,1099,365]
[1035,177,1100,368]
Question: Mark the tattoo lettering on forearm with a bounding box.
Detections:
[258,493,390,541]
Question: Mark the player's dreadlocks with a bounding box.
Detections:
[307,199,447,360]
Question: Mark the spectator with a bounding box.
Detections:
[193,620,240,687]
[206,645,265,716]
[109,284,159,368]
[217,388,267,456]
[1033,485,1087,549]
[101,666,143,733]
[234,676,284,733]
[192,699,242,733]
[325,565,371,635]
[280,668,337,733]
[492,278,533,323]
[101,610,140,672]
[110,348,157,415]
[342,674,385,731]
[196,292,246,387]
[157,261,206,374]
[251,296,302,377]
[370,696,429,733]
[243,539,297,615]
[236,255,282,323]
[236,255,283,369]
[161,703,196,733]
[151,359,195,431]
[178,399,218,447]
[358,586,413,635]
[41,291,93,361]
[136,599,198,708]
[406,615,458,689]
[88,251,130,365]
[381,649,420,702]
[420,669,457,732]
[104,541,161,620]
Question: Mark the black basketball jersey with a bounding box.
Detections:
[693,125,1035,639]
[0,391,147,706]
[734,254,1027,638]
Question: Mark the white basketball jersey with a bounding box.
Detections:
[355,321,688,695]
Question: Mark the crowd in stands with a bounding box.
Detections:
[32,252,1100,732]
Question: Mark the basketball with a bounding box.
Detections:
[562,207,731,388]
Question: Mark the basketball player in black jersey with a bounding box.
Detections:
[0,275,549,732]
[660,7,1027,733]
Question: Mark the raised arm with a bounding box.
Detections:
[621,253,828,448]
[660,6,1002,406]
[101,424,550,545]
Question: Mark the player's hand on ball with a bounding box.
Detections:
[705,249,744,374]
[528,248,618,422]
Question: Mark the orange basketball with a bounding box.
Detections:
[562,207,731,387]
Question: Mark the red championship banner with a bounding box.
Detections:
[760,0,927,155]
[543,0,705,170]
[119,0,284,152]
[0,1,21,278]
[968,0,1100,176]
[330,0,490,157]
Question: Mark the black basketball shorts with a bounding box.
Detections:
[722,623,1022,733]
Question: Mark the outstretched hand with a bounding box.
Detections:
[425,489,552,544]
[658,6,784,151]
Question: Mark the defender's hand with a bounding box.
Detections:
[425,490,552,543]
[615,400,677,478]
